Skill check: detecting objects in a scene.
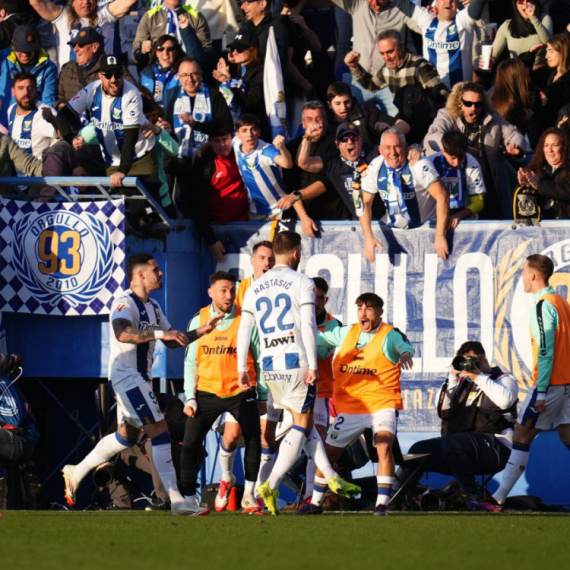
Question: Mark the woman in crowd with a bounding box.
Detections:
[536,33,570,137]
[140,35,185,111]
[491,0,552,80]
[518,127,570,218]
[212,28,269,139]
[490,58,535,138]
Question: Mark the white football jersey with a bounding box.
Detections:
[108,289,171,385]
[413,7,478,89]
[7,101,57,165]
[241,265,317,371]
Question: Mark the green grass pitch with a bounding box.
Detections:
[2,511,568,570]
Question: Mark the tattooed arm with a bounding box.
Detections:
[112,319,188,347]
[112,312,224,348]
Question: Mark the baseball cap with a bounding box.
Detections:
[100,54,123,74]
[12,25,40,52]
[68,27,103,46]
[227,27,259,51]
[335,122,361,140]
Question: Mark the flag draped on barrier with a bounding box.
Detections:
[263,26,289,140]
[0,198,126,316]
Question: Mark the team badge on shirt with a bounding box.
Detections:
[23,121,32,132]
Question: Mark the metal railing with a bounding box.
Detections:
[0,176,171,227]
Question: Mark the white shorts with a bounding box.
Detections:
[519,384,570,430]
[112,375,163,429]
[326,409,398,449]
[263,367,316,415]
[314,397,331,428]
[260,389,282,423]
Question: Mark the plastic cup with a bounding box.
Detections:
[481,44,493,71]
[485,23,497,42]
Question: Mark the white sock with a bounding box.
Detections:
[493,443,530,505]
[74,432,132,484]
[220,443,237,482]
[267,426,308,490]
[184,494,198,505]
[311,476,328,507]
[151,433,185,505]
[376,475,394,507]
[256,446,276,491]
[304,458,317,499]
[244,479,256,502]
[304,426,336,480]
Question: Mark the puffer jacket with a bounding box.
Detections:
[0,48,57,127]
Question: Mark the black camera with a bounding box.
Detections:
[0,353,22,376]
[452,355,477,372]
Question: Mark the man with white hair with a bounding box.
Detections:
[359,127,450,261]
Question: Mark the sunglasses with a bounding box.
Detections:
[231,46,247,54]
[102,71,123,79]
[157,46,175,53]
[339,135,358,143]
[461,99,483,108]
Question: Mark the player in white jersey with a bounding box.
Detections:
[29,0,136,70]
[237,231,360,515]
[7,73,57,170]
[233,113,292,220]
[391,0,486,89]
[62,253,222,516]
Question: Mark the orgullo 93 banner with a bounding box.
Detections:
[213,220,570,431]
[0,199,126,316]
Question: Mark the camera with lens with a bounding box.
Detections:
[0,353,22,376]
[452,355,477,372]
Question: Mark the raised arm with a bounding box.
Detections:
[297,124,325,173]
[29,0,62,22]
[108,0,138,19]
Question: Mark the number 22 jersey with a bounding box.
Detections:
[241,265,317,372]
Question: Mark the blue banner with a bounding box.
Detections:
[212,220,570,431]
[0,199,126,316]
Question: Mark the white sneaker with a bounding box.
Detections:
[215,475,236,512]
[62,464,78,506]
[171,501,211,516]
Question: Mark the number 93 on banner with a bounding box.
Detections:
[13,208,113,300]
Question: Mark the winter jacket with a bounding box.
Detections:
[0,48,57,127]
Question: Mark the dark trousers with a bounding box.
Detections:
[0,429,34,465]
[179,390,261,495]
[403,433,511,500]
[107,439,175,508]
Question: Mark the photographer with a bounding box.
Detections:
[393,341,518,505]
[0,353,39,508]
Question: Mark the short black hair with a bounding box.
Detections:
[236,113,260,130]
[126,253,154,281]
[526,254,554,282]
[442,131,468,157]
[252,240,273,253]
[12,71,36,88]
[312,277,329,294]
[456,341,485,357]
[355,293,383,310]
[209,271,237,286]
[206,118,233,139]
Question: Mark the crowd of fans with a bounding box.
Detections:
[1,0,570,250]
